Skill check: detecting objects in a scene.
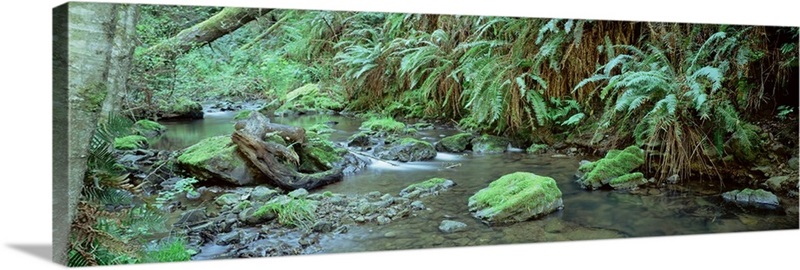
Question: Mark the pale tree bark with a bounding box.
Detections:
[52,2,138,265]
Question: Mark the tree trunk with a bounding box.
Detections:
[144,7,267,60]
[232,130,343,191]
[53,2,138,265]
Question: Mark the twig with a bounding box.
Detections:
[349,150,399,167]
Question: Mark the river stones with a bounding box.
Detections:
[373,137,437,162]
[468,172,563,225]
[177,135,256,185]
[251,186,279,202]
[435,133,475,153]
[576,145,646,190]
[470,135,510,154]
[722,188,780,208]
[439,220,468,233]
[399,177,456,198]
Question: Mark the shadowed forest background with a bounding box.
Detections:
[58,2,799,267]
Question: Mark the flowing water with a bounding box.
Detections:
[155,106,799,255]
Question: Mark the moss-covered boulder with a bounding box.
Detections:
[722,188,780,208]
[374,137,437,162]
[526,143,548,154]
[159,97,203,120]
[114,135,149,150]
[133,119,166,137]
[233,110,253,120]
[470,135,509,154]
[275,84,343,116]
[399,177,456,198]
[359,117,406,133]
[435,133,475,153]
[468,172,563,225]
[176,136,256,186]
[576,146,645,190]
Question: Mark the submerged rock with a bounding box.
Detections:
[177,136,256,185]
[399,177,456,198]
[576,146,645,190]
[435,133,475,153]
[374,137,437,162]
[438,220,468,233]
[468,172,563,225]
[470,135,509,154]
[722,188,780,208]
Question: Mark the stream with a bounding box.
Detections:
[152,105,799,257]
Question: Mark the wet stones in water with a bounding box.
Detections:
[239,206,276,225]
[435,133,475,153]
[251,186,279,202]
[373,137,437,162]
[216,231,241,245]
[722,188,780,208]
[468,172,563,225]
[288,188,309,199]
[215,193,241,206]
[410,201,425,210]
[399,178,456,199]
[470,135,510,154]
[377,216,391,225]
[311,221,334,233]
[176,208,207,225]
[438,220,468,233]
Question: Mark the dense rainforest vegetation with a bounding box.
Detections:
[60,3,798,266]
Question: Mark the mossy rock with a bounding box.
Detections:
[374,137,436,162]
[399,177,456,198]
[608,172,647,190]
[470,135,509,154]
[468,172,563,225]
[114,135,149,150]
[526,143,549,154]
[160,98,203,120]
[577,146,645,190]
[435,133,475,153]
[176,136,256,185]
[360,117,406,133]
[133,119,166,137]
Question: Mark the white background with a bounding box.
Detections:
[0,0,797,269]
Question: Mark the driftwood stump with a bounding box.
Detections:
[231,130,342,190]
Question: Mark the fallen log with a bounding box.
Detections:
[234,112,306,145]
[232,130,342,190]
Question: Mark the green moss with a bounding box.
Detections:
[77,82,107,112]
[278,83,343,113]
[437,133,475,152]
[471,134,509,154]
[141,238,191,263]
[405,177,447,190]
[233,110,253,120]
[214,193,240,206]
[360,117,406,133]
[135,119,164,131]
[177,136,238,166]
[114,135,148,150]
[578,146,645,190]
[469,172,562,214]
[322,191,334,197]
[609,172,646,189]
[255,197,317,229]
[401,137,432,148]
[526,143,548,154]
[234,200,252,211]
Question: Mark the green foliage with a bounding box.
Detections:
[114,135,149,150]
[255,197,318,230]
[234,110,253,120]
[776,105,795,120]
[134,119,165,132]
[575,27,767,178]
[141,237,192,263]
